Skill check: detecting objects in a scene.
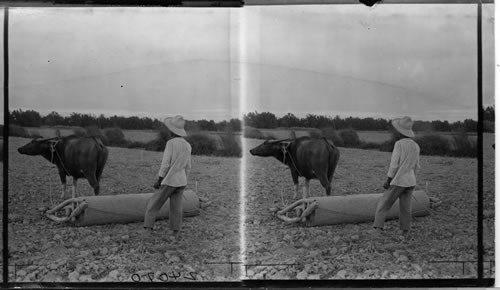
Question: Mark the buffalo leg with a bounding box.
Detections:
[85,170,99,195]
[293,183,300,199]
[58,168,67,199]
[319,174,332,196]
[303,179,310,199]
[60,183,67,199]
[291,172,300,199]
[72,178,78,199]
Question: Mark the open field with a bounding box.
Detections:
[243,133,494,280]
[9,137,241,282]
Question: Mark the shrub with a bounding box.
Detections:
[308,129,322,139]
[379,131,400,152]
[187,133,217,156]
[319,127,344,147]
[451,133,476,157]
[104,127,127,147]
[84,126,108,145]
[72,127,87,138]
[415,134,450,156]
[216,130,242,157]
[145,130,169,151]
[484,120,494,133]
[9,125,31,138]
[339,128,361,147]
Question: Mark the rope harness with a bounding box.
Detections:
[45,137,99,222]
[280,142,304,177]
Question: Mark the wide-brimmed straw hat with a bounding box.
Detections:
[391,116,415,138]
[164,115,187,137]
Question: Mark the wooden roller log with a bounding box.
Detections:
[66,190,200,226]
[303,190,430,227]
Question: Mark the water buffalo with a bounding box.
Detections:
[250,136,340,199]
[18,135,109,199]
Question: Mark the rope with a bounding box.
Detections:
[50,140,72,178]
[281,144,304,177]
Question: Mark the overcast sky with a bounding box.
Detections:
[0,4,496,123]
[4,8,241,122]
[243,4,495,122]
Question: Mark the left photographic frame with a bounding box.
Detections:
[5,7,242,283]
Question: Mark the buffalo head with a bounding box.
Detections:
[18,138,57,156]
[249,139,289,157]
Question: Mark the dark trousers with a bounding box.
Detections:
[144,185,185,231]
[373,185,414,231]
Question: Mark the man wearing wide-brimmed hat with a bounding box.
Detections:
[371,116,421,239]
[144,115,192,239]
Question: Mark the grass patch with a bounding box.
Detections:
[10,125,40,138]
[244,127,275,140]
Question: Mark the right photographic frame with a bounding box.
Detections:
[241,2,494,284]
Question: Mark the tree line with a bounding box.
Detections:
[8,106,494,133]
[243,107,495,133]
[8,110,243,132]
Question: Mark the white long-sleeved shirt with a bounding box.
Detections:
[388,138,421,187]
[159,137,192,187]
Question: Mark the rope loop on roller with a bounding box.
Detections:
[45,198,88,223]
[276,198,318,224]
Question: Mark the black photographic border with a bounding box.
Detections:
[1,0,494,287]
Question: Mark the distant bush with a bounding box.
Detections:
[104,127,127,147]
[339,128,361,147]
[216,130,242,157]
[379,131,400,152]
[320,127,344,147]
[9,125,32,138]
[415,135,450,156]
[451,133,476,157]
[145,130,169,152]
[85,126,107,143]
[187,133,217,156]
[484,120,494,133]
[73,127,87,138]
[308,129,322,139]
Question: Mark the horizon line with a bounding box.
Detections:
[4,108,486,124]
